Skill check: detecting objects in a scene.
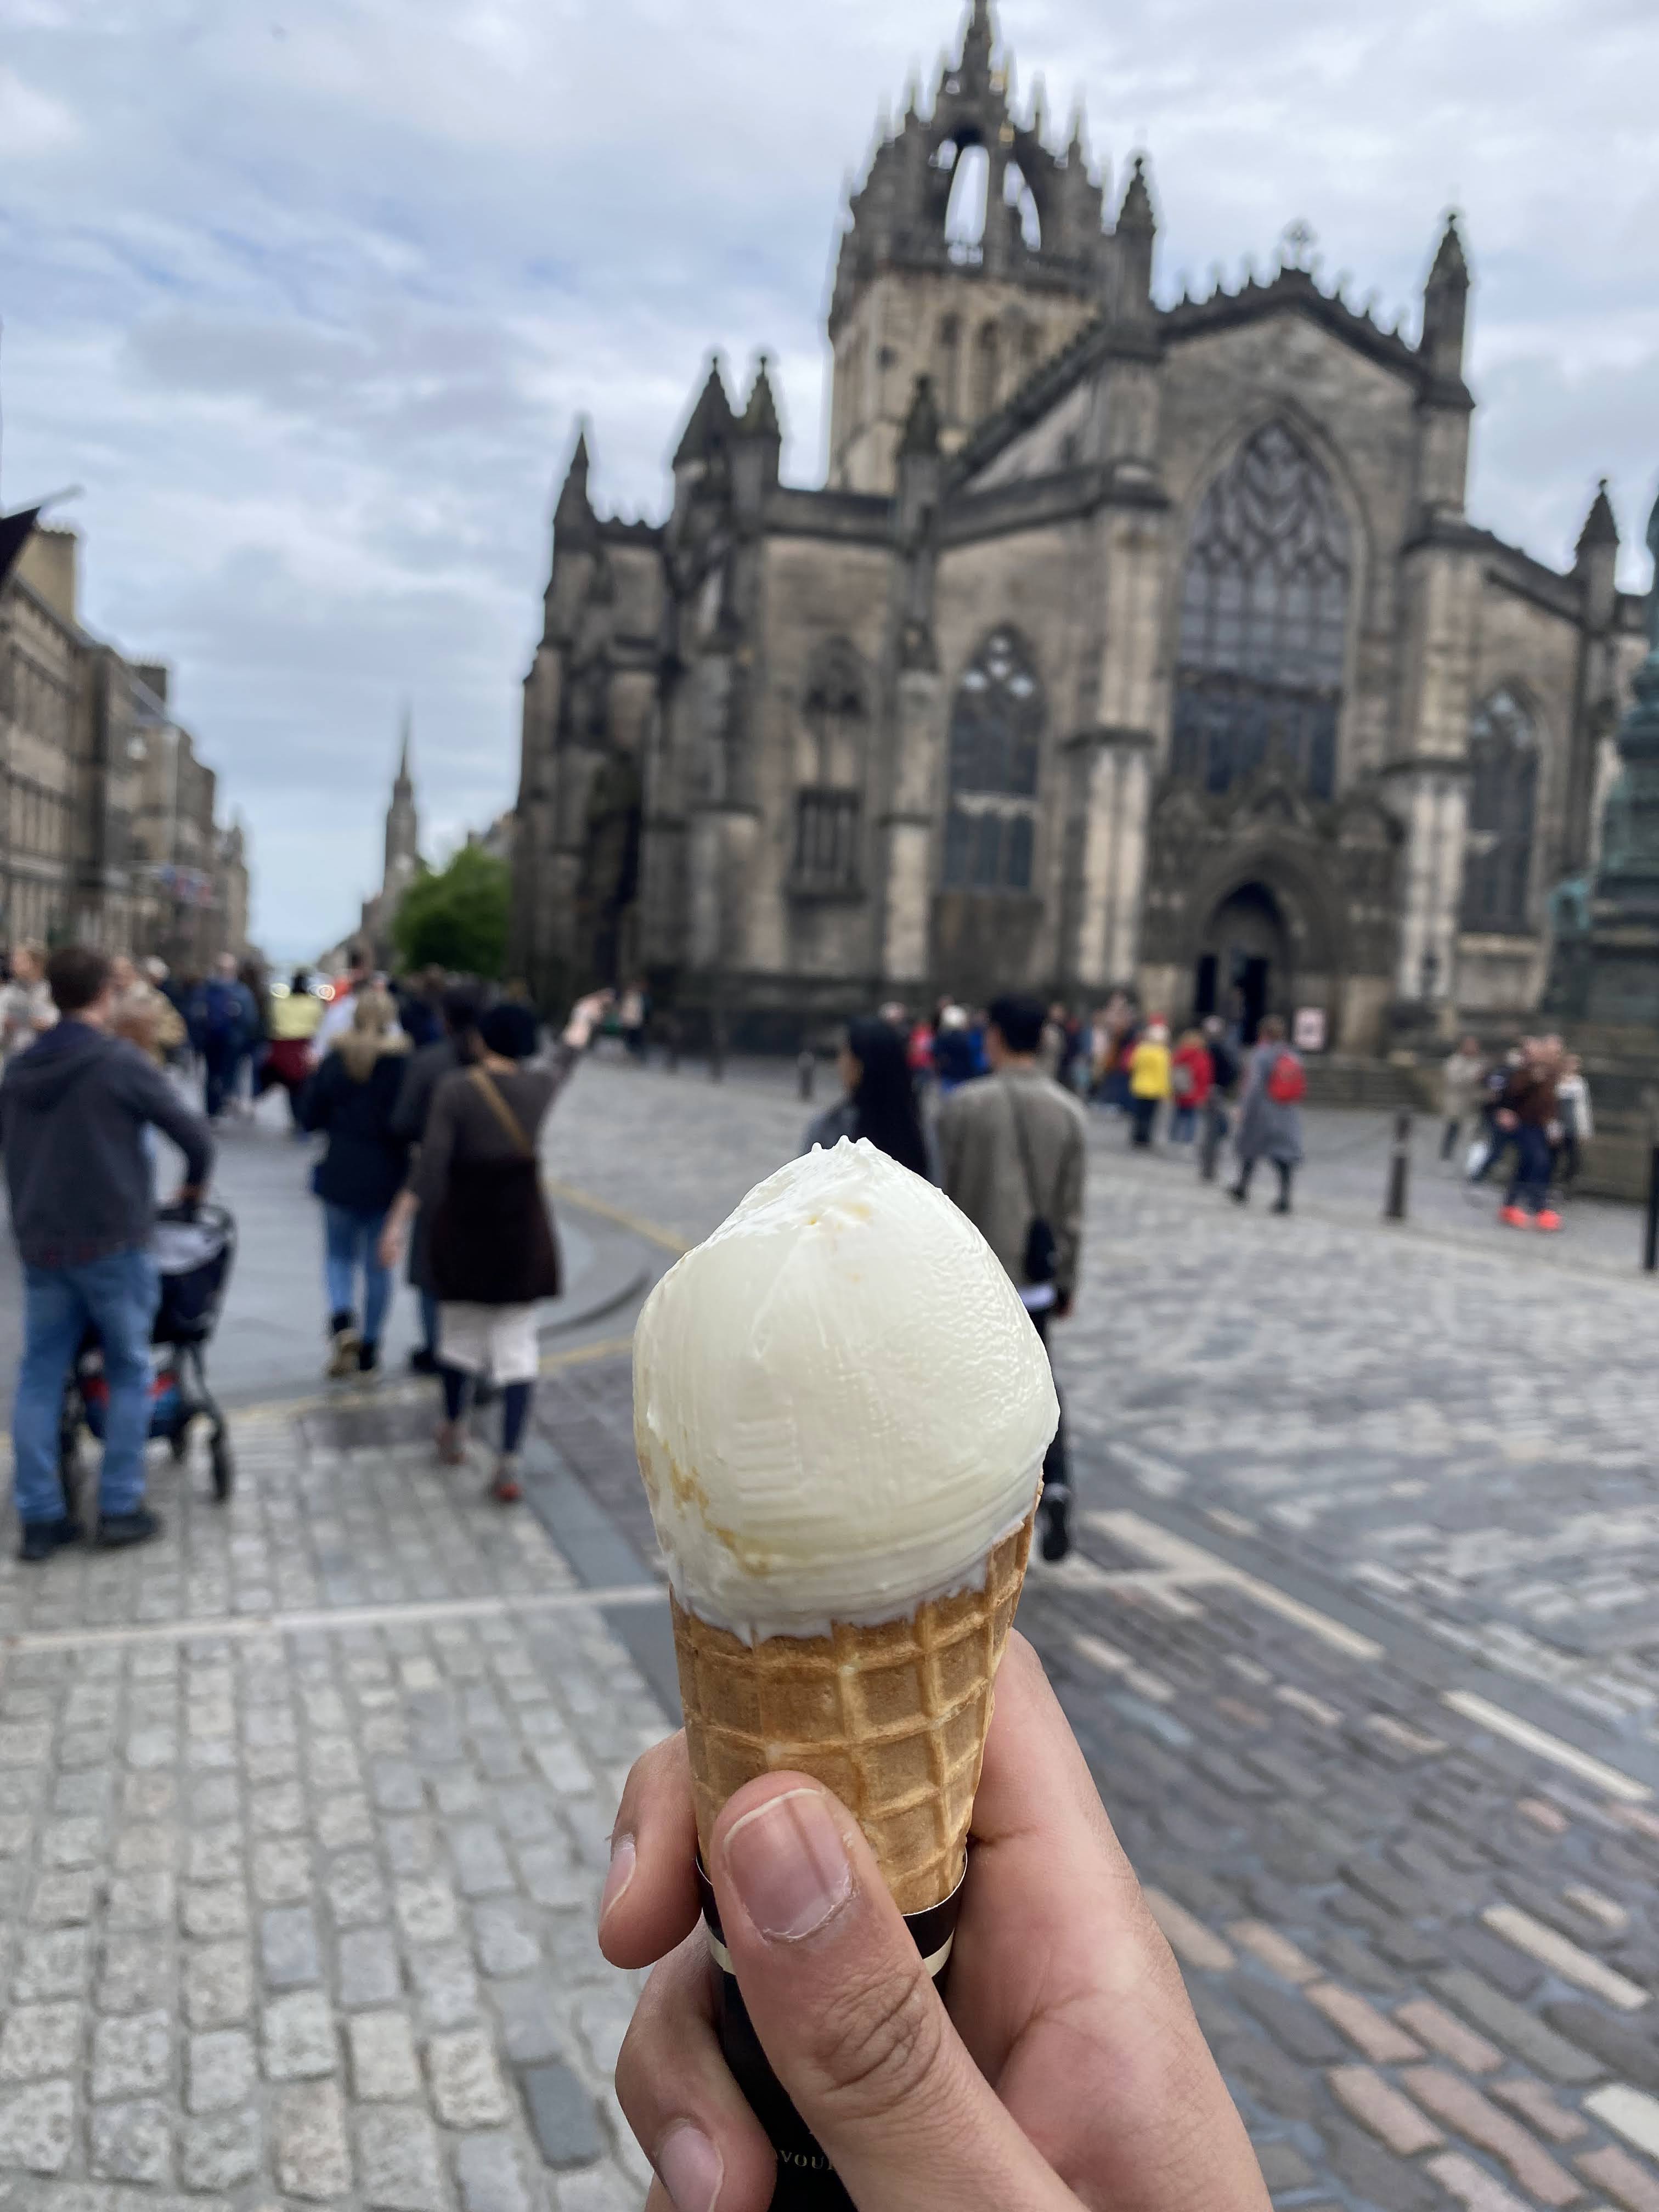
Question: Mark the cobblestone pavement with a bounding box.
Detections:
[3,1051,1658,2212]
[0,1399,665,2209]
[549,1059,1659,1741]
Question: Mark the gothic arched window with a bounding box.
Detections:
[938,315,962,420]
[792,640,868,894]
[943,628,1043,893]
[1462,687,1538,932]
[973,323,1001,418]
[1171,422,1352,802]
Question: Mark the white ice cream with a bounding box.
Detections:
[633,1137,1058,1641]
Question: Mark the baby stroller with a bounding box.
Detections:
[60,1201,238,1502]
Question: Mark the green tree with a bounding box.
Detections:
[391,844,510,978]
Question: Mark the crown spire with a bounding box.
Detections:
[395,702,413,791]
[960,0,995,81]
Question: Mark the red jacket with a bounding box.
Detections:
[1170,1042,1214,1109]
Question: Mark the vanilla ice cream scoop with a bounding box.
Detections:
[633,1137,1058,1641]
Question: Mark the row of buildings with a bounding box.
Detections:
[0,515,249,973]
[508,0,1651,1053]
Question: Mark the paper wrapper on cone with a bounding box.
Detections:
[672,1516,1033,1917]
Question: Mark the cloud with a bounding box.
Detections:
[0,0,1655,957]
[0,65,78,153]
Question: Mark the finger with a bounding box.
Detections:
[709,1772,1069,2212]
[616,1929,777,2212]
[599,1730,701,1970]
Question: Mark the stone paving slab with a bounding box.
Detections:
[546,1062,1659,1739]
[0,1410,666,2209]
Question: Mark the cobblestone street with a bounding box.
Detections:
[0,1053,1657,2210]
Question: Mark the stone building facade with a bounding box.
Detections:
[0,519,251,969]
[512,0,1653,1049]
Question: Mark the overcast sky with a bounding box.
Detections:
[2,0,1656,961]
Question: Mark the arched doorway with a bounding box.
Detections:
[1194,882,1290,1043]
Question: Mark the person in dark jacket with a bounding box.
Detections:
[388,980,486,1374]
[380,990,610,1502]
[1,944,213,1559]
[300,986,411,1377]
[189,953,259,1122]
[804,1015,933,1180]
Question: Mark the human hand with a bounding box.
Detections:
[564,990,615,1048]
[600,1634,1269,2212]
[1497,1110,1517,1131]
[377,1223,405,1271]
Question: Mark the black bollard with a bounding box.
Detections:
[1646,1143,1659,1273]
[1385,1110,1412,1222]
[798,1049,815,1103]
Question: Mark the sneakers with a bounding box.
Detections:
[434,1421,467,1468]
[408,1346,439,1376]
[1499,1205,1531,1229]
[18,1516,83,1565]
[98,1506,162,1550]
[491,1457,523,1505]
[357,1341,380,1374]
[1536,1209,1562,1233]
[326,1312,360,1378]
[1229,1185,1249,1206]
[1039,1483,1073,1563]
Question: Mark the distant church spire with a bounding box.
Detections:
[1576,478,1620,561]
[383,706,420,902]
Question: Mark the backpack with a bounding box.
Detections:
[1266,1051,1306,1106]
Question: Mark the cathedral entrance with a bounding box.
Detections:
[1194,882,1290,1044]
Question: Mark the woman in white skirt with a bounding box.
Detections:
[381,990,610,1500]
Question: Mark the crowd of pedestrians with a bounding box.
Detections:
[1445,1031,1592,1232]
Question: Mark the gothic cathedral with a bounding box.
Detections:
[510,0,1650,1051]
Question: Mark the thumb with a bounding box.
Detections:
[709,1775,1068,2212]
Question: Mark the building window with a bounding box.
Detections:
[793,789,862,891]
[939,316,962,420]
[1171,421,1352,803]
[943,627,1042,893]
[1462,687,1538,933]
[973,323,1001,418]
[792,640,867,894]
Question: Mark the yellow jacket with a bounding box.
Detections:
[1129,1039,1172,1100]
[270,990,324,1042]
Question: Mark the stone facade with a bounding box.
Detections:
[0,522,251,969]
[512,0,1654,1051]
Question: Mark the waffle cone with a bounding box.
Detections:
[671,1516,1033,1916]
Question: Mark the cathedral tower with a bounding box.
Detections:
[826,0,1118,492]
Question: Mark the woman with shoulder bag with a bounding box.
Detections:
[380,990,610,1502]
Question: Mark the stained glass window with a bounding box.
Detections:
[1171,422,1352,802]
[1462,688,1538,933]
[943,628,1042,893]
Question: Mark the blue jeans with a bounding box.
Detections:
[1506,1124,1553,1216]
[323,1204,392,1345]
[14,1247,160,1525]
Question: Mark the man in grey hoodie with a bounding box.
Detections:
[1,945,213,1560]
